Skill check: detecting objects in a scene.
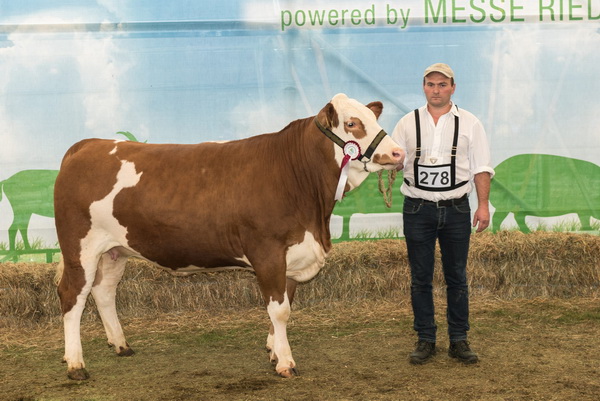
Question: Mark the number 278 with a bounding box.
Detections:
[419,171,450,185]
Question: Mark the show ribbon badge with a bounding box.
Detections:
[335,141,362,201]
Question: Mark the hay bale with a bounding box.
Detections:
[0,263,59,324]
[116,260,263,314]
[297,239,410,307]
[468,231,600,297]
[0,232,598,326]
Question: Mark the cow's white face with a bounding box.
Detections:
[324,93,404,192]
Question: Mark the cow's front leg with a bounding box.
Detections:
[256,267,298,378]
[266,278,298,368]
[266,292,297,377]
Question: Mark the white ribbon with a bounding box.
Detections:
[335,154,351,201]
[335,141,361,201]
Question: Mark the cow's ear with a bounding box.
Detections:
[316,102,339,129]
[366,101,383,119]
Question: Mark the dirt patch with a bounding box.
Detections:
[1,296,599,401]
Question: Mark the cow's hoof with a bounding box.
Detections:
[277,367,299,378]
[67,368,90,381]
[116,346,135,357]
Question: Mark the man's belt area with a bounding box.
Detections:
[405,194,468,208]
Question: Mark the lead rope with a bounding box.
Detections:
[377,169,397,208]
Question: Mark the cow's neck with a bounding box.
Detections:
[279,118,341,213]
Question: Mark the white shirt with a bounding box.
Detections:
[391,103,495,201]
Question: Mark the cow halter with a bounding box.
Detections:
[315,118,388,200]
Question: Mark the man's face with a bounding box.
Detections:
[423,72,455,109]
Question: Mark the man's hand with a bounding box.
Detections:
[472,206,490,233]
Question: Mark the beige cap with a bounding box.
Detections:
[423,63,454,79]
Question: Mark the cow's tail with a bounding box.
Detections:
[54,257,64,285]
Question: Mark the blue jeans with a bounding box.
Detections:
[403,196,472,343]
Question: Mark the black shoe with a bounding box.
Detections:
[409,340,436,365]
[448,340,479,364]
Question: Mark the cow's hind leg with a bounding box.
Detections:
[257,273,297,378]
[91,252,133,357]
[58,255,101,380]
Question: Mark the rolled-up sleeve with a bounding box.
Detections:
[470,120,495,179]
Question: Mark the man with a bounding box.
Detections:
[391,63,494,365]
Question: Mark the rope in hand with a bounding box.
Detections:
[377,169,397,208]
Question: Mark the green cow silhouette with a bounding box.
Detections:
[332,171,404,241]
[0,169,59,250]
[490,154,600,232]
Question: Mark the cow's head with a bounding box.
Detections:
[316,93,404,193]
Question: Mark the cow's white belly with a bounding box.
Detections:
[285,231,327,283]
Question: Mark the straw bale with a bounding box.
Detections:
[0,232,598,326]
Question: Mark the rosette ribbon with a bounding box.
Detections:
[334,141,361,200]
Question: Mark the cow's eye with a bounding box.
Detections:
[346,122,355,128]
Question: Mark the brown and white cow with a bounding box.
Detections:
[54,93,404,380]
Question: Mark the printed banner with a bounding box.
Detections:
[0,1,598,261]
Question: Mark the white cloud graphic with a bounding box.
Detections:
[488,24,600,164]
[0,13,133,176]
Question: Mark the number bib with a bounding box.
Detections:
[404,108,469,192]
[416,163,452,190]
